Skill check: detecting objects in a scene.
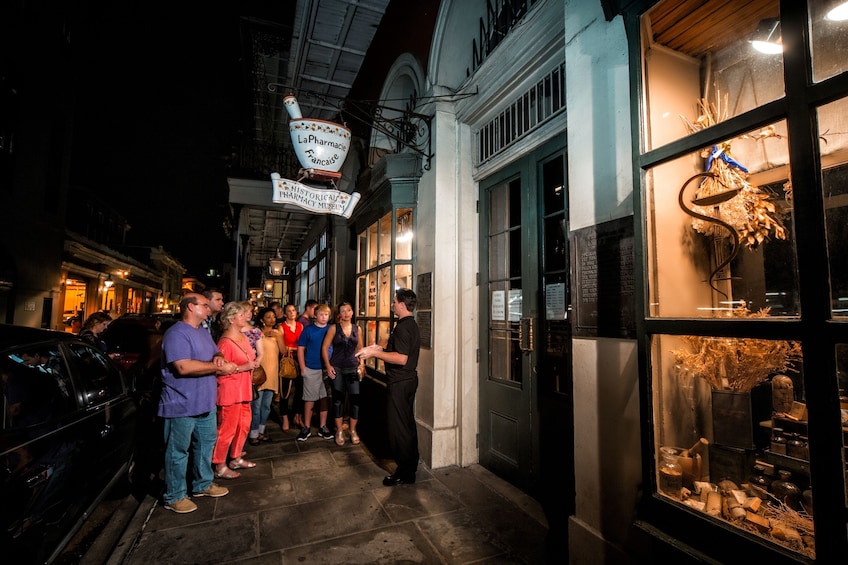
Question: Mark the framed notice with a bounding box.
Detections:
[571,216,635,339]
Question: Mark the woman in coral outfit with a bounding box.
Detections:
[213,301,258,479]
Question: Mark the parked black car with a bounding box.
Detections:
[0,325,138,564]
[100,314,179,495]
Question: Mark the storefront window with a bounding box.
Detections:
[645,119,798,319]
[837,344,848,510]
[355,208,414,376]
[817,97,848,318]
[810,0,848,83]
[637,1,841,560]
[642,1,783,151]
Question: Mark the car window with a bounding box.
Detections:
[64,343,125,406]
[1,344,75,429]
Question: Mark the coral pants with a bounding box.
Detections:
[213,402,252,465]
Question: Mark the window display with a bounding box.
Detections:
[354,208,414,377]
[638,0,848,559]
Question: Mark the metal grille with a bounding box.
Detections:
[475,63,565,166]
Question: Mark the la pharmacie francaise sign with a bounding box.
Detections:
[270,173,361,219]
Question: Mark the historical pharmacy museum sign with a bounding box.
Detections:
[572,216,636,339]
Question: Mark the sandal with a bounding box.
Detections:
[335,430,345,446]
[215,466,241,480]
[258,433,272,442]
[350,430,361,445]
[229,458,256,470]
[248,437,260,446]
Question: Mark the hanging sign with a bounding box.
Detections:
[270,173,361,219]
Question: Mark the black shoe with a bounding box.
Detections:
[383,474,415,486]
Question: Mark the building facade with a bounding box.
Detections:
[334,0,848,562]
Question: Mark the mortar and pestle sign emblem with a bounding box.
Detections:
[284,94,351,182]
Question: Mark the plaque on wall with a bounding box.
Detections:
[417,272,432,310]
[417,311,432,349]
[571,216,636,339]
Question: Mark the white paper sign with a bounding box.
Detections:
[546,283,567,320]
[270,173,361,218]
[491,290,505,321]
[508,289,522,322]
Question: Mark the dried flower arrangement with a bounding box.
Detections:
[672,305,802,392]
[680,97,788,250]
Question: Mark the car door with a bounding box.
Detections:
[0,341,79,561]
[62,342,138,498]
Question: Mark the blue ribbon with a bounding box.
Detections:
[707,144,748,173]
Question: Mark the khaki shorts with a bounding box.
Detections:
[301,367,328,401]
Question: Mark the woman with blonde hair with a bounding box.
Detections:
[212,302,258,479]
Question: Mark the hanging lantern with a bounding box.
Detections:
[268,249,285,276]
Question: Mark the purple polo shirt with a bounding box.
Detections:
[157,321,219,418]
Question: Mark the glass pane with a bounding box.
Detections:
[358,232,367,271]
[652,333,811,559]
[357,276,366,317]
[490,183,507,236]
[816,97,848,318]
[396,208,413,260]
[368,222,378,269]
[543,155,565,214]
[377,320,390,373]
[379,212,392,265]
[642,0,783,150]
[509,178,521,228]
[378,266,391,317]
[544,216,567,272]
[810,0,848,83]
[366,271,377,317]
[489,232,508,281]
[646,120,798,318]
[395,264,412,292]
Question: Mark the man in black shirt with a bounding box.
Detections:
[356,288,421,485]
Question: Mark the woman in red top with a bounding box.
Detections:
[213,301,258,479]
[278,303,303,431]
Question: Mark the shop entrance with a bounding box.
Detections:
[478,136,574,513]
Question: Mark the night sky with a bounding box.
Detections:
[71,12,246,276]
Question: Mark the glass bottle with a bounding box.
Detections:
[748,464,772,491]
[771,470,802,510]
[787,432,805,459]
[770,427,787,454]
[658,447,683,499]
[771,374,794,414]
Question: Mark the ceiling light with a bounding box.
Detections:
[827,1,848,21]
[104,274,114,289]
[750,18,782,54]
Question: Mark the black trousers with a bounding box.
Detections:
[386,377,419,479]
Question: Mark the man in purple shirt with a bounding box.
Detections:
[158,292,238,513]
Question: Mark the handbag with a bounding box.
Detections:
[280,352,298,380]
[252,365,267,386]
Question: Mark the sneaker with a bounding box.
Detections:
[296,427,311,441]
[164,498,197,514]
[193,483,229,498]
[318,426,334,440]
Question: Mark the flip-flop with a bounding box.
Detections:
[215,466,240,480]
[258,434,272,442]
[229,458,256,470]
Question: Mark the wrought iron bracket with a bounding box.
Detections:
[339,98,433,171]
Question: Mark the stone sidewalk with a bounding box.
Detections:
[110,425,551,564]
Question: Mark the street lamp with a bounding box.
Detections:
[104,274,114,289]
